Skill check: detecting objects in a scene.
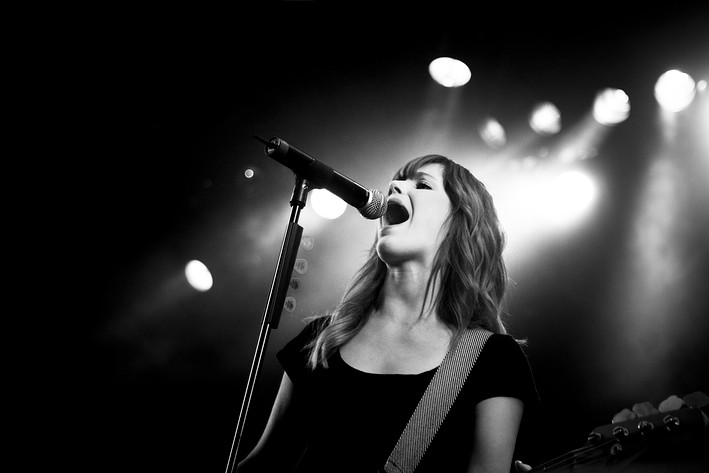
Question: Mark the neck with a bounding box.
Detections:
[378,265,439,326]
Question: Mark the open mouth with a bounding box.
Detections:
[385,201,410,225]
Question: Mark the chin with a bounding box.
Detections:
[375,239,399,264]
[376,241,421,268]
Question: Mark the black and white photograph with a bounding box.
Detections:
[58,3,709,472]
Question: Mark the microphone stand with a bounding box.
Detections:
[224,174,310,473]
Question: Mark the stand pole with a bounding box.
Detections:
[224,176,310,473]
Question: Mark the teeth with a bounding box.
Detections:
[385,201,410,225]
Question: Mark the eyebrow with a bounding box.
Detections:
[412,171,438,182]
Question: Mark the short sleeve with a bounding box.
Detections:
[472,333,539,408]
[276,319,322,385]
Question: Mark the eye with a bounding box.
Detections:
[415,180,431,190]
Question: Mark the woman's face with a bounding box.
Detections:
[376,163,451,269]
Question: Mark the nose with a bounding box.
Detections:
[388,180,403,195]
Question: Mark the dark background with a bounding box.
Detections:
[48,4,709,472]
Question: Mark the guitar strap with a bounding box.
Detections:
[383,327,493,473]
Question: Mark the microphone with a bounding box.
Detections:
[254,135,388,219]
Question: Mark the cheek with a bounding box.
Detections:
[419,213,449,249]
[430,202,451,230]
[432,208,452,242]
[433,220,450,246]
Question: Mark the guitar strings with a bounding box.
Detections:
[531,438,618,471]
[531,436,652,472]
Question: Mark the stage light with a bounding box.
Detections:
[478,117,507,149]
[592,87,631,125]
[545,170,597,226]
[654,69,697,112]
[185,259,213,292]
[300,235,314,251]
[530,102,562,135]
[428,57,472,87]
[310,188,347,219]
[294,258,308,275]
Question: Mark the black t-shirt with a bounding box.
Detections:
[276,320,539,473]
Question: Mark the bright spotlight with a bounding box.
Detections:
[428,57,472,87]
[530,102,562,135]
[478,117,507,149]
[546,170,597,225]
[593,87,631,125]
[310,188,347,219]
[185,259,213,292]
[654,69,697,112]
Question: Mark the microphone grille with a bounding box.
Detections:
[359,189,388,219]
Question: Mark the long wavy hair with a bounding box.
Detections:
[306,154,510,369]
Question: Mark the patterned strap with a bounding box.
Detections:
[383,328,493,473]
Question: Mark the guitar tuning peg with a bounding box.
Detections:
[586,431,602,444]
[662,414,681,432]
[609,442,623,456]
[682,391,709,409]
[637,420,655,436]
[611,425,630,438]
[682,391,709,427]
[658,394,683,412]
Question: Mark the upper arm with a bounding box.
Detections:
[236,372,306,472]
[468,396,524,473]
